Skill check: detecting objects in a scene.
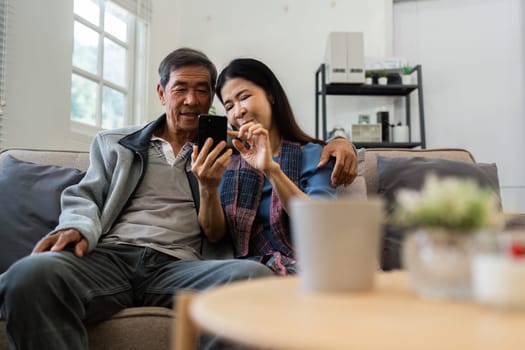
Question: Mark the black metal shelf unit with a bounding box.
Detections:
[315,64,426,149]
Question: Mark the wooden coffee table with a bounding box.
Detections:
[174,272,525,350]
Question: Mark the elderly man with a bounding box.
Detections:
[0,47,357,350]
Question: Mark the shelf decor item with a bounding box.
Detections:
[364,70,373,85]
[391,175,504,299]
[351,123,381,142]
[358,114,370,124]
[401,65,413,85]
[377,69,388,85]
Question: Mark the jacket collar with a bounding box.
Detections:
[118,114,167,155]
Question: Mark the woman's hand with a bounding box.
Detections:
[230,122,278,174]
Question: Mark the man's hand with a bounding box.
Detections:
[32,229,88,257]
[318,138,358,187]
[191,138,232,190]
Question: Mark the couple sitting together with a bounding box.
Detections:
[0,47,357,349]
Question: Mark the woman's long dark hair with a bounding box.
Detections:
[216,58,325,145]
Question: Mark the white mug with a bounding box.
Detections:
[289,197,384,293]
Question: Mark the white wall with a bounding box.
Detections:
[394,0,525,213]
[147,0,393,135]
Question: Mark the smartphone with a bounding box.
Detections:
[197,114,228,155]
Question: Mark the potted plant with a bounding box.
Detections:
[390,175,504,299]
[377,69,388,85]
[364,70,373,85]
[401,65,413,85]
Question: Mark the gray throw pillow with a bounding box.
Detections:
[376,155,501,271]
[0,155,85,273]
[377,155,501,207]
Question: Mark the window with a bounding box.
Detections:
[71,0,149,132]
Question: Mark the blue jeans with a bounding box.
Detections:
[0,244,272,350]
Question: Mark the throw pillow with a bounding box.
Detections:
[0,155,85,273]
[376,155,501,271]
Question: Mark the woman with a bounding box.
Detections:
[194,58,336,275]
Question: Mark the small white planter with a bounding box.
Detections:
[401,74,412,85]
[378,77,388,85]
[403,228,474,299]
[365,77,373,85]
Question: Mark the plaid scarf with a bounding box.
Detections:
[220,141,301,275]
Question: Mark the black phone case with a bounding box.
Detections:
[197,114,228,153]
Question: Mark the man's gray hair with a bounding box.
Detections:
[158,47,217,91]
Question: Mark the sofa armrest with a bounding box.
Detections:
[0,148,90,171]
[363,148,476,195]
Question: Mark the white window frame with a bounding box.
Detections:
[71,0,147,136]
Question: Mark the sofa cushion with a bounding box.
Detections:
[86,307,172,350]
[0,155,85,273]
[376,155,501,271]
[1,307,173,350]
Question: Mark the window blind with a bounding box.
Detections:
[110,0,152,22]
[0,0,8,148]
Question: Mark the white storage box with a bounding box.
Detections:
[351,124,382,142]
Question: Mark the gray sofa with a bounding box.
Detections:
[0,147,487,349]
[0,149,174,350]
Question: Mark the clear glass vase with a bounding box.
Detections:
[402,228,474,299]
